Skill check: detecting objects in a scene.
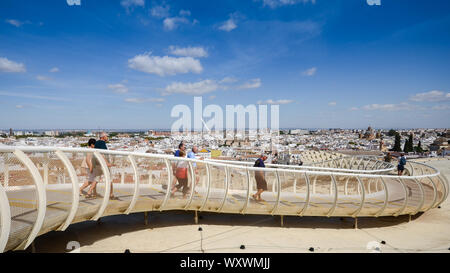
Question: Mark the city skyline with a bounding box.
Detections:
[1,0,449,129]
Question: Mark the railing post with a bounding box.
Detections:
[375,177,389,217]
[55,150,80,231]
[43,153,49,185]
[4,155,8,188]
[394,178,409,216]
[218,166,229,212]
[0,180,11,253]
[13,150,47,251]
[427,177,438,209]
[124,155,140,215]
[91,151,112,221]
[159,159,172,211]
[199,163,211,211]
[412,178,425,215]
[271,170,281,215]
[299,173,311,216]
[184,161,196,210]
[352,176,365,217]
[326,175,338,217]
[241,168,251,214]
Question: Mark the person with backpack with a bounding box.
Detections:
[252,154,268,202]
[398,153,407,176]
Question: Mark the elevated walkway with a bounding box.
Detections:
[0,147,448,252]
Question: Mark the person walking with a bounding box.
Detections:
[80,138,97,197]
[171,150,190,198]
[397,153,407,176]
[252,154,268,202]
[384,152,392,163]
[89,132,116,199]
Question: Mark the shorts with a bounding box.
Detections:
[397,165,405,171]
[87,166,103,182]
[255,173,268,191]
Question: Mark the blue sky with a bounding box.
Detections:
[0,0,449,130]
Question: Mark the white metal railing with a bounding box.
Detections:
[0,146,448,252]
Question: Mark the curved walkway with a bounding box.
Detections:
[0,147,448,252]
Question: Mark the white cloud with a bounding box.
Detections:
[179,10,191,16]
[361,102,421,111]
[15,105,24,109]
[49,67,59,73]
[0,91,69,101]
[302,67,317,76]
[108,83,129,93]
[5,19,23,27]
[125,97,165,103]
[0,57,26,73]
[150,4,170,18]
[121,0,144,9]
[239,78,261,89]
[219,16,237,32]
[128,53,203,76]
[431,105,450,110]
[163,16,190,30]
[349,107,359,111]
[257,99,294,105]
[261,0,316,9]
[163,79,219,96]
[219,77,238,84]
[36,75,51,81]
[410,90,450,102]
[168,46,208,58]
[328,101,337,106]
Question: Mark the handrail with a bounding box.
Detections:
[55,150,79,231]
[0,180,11,253]
[13,150,47,251]
[0,146,447,252]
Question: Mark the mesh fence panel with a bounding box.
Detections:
[29,152,71,233]
[132,156,167,212]
[1,152,38,251]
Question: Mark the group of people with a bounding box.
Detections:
[384,152,407,176]
[79,132,116,199]
[170,142,202,198]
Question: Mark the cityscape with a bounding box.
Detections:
[1,127,449,162]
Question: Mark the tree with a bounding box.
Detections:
[403,139,409,152]
[388,129,397,137]
[407,134,414,152]
[415,140,424,153]
[393,133,402,152]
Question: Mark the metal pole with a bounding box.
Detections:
[218,166,230,212]
[13,150,47,251]
[91,151,112,221]
[271,170,282,215]
[299,173,311,216]
[326,175,338,217]
[352,176,366,217]
[375,177,389,217]
[55,150,80,231]
[0,179,11,253]
[241,168,251,214]
[125,155,140,215]
[199,163,211,211]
